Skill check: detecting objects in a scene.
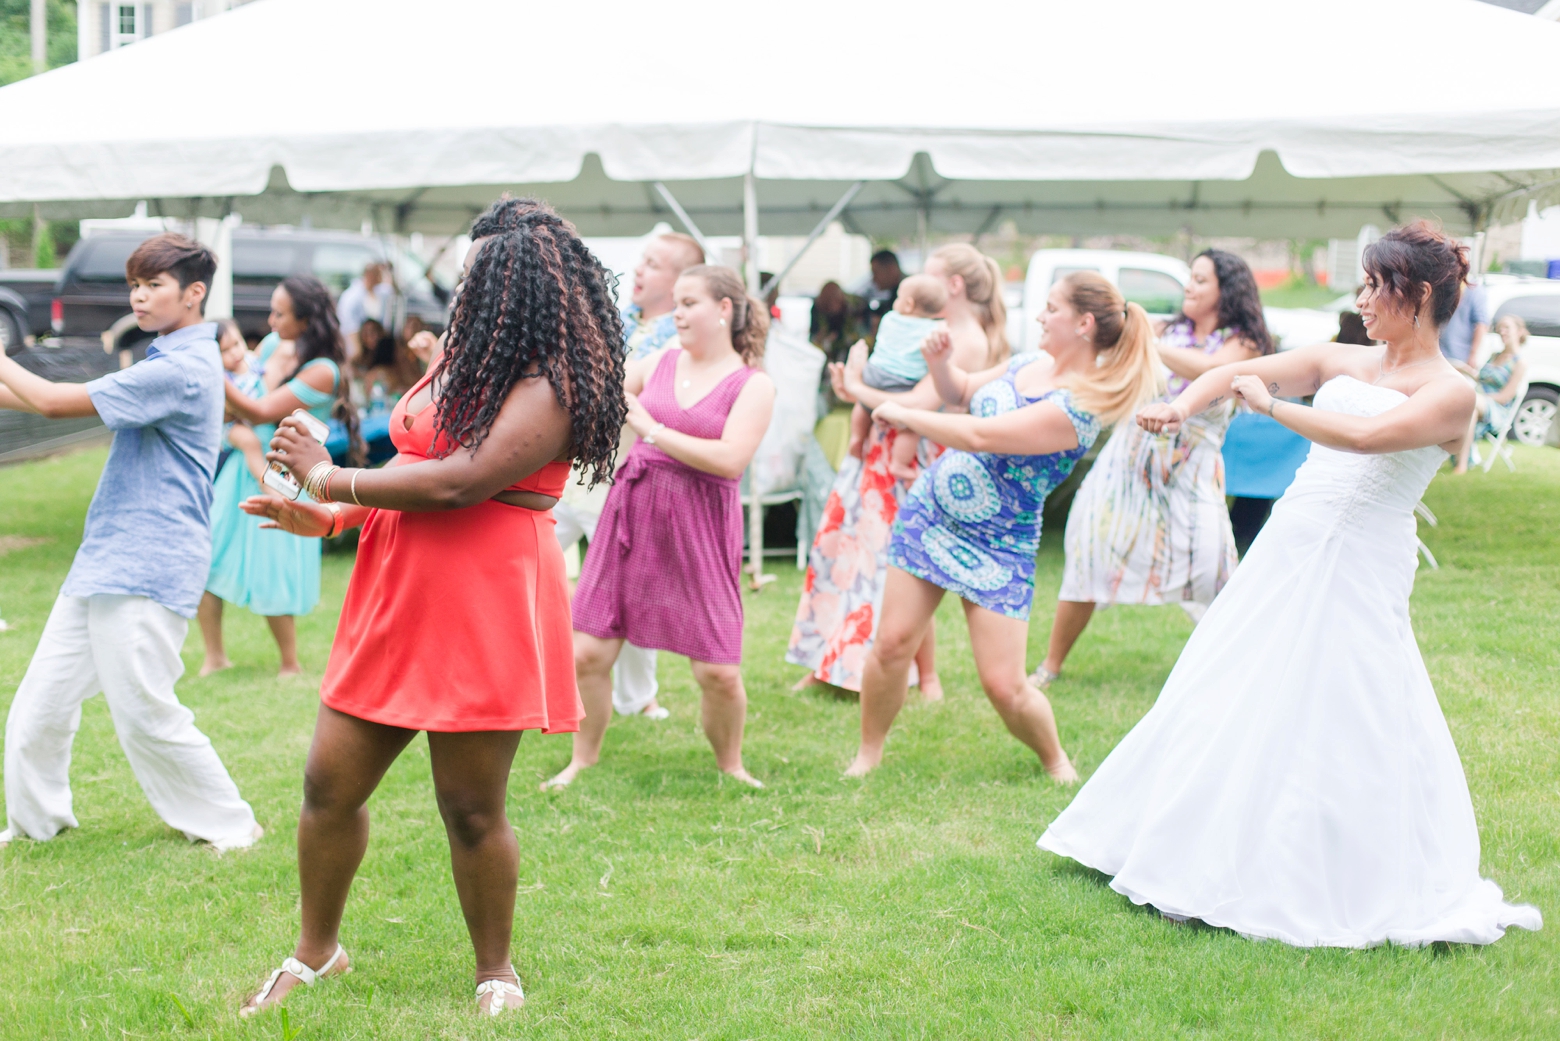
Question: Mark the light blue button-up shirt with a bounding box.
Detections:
[62,322,224,617]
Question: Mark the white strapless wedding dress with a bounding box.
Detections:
[1039,376,1542,948]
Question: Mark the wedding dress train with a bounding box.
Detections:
[1039,376,1542,948]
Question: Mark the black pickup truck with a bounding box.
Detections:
[0,269,58,355]
[50,227,451,350]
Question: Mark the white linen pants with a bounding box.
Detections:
[554,499,659,716]
[3,594,257,847]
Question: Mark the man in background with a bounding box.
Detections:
[1439,277,1490,366]
[338,261,392,361]
[852,250,903,340]
[554,232,705,720]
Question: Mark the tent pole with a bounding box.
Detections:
[652,181,718,262]
[760,181,863,299]
[742,167,767,589]
[743,171,760,295]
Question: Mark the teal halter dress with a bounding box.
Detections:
[205,333,341,617]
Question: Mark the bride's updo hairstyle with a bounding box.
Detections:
[1361,220,1470,329]
[1058,271,1164,425]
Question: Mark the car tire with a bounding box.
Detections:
[1513,385,1559,448]
[0,307,22,357]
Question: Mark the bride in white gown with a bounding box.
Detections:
[1039,222,1542,948]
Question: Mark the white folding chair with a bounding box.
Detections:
[1472,376,1529,473]
[1415,499,1439,570]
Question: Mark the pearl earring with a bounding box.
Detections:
[185,303,192,309]
[719,319,726,326]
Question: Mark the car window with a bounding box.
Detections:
[1494,294,1560,338]
[73,237,145,283]
[1119,268,1185,314]
[1050,266,1100,284]
[233,241,300,284]
[311,243,380,296]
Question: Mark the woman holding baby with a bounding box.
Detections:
[786,244,1008,697]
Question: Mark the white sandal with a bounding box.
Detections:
[475,969,524,1015]
[240,945,349,1017]
[1028,665,1059,690]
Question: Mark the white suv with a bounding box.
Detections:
[1475,275,1560,447]
[1021,250,1189,354]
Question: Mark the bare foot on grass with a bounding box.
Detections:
[843,747,882,778]
[917,673,944,702]
[542,761,591,790]
[200,657,232,677]
[1045,755,1079,784]
[791,673,820,693]
[277,664,303,678]
[722,767,764,788]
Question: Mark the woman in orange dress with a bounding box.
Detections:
[234,198,626,1018]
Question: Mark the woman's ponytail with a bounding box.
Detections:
[682,264,768,366]
[1057,273,1163,426]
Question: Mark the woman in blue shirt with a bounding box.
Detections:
[198,276,362,676]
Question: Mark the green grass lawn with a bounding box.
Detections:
[0,445,1556,1040]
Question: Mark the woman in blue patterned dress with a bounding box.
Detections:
[844,273,1162,778]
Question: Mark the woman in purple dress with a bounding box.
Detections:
[548,266,776,789]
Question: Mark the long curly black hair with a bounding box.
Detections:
[430,197,626,487]
[1171,249,1275,355]
[278,274,365,465]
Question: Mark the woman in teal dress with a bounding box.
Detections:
[841,272,1162,779]
[1453,314,1529,473]
[198,276,363,676]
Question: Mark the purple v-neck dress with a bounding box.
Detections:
[573,349,757,664]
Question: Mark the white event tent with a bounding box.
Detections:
[3,0,1560,296]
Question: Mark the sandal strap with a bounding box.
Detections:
[476,971,524,1014]
[251,945,345,1006]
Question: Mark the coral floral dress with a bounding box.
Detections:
[319,371,581,733]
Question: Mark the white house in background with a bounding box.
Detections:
[76,1,256,61]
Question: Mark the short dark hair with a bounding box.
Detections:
[1361,220,1469,328]
[870,250,900,267]
[125,233,218,305]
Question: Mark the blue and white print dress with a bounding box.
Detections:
[890,356,1100,620]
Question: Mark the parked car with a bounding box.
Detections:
[1022,249,1190,354]
[53,227,451,350]
[1476,274,1560,447]
[0,269,59,355]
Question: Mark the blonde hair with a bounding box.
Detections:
[896,274,948,316]
[931,243,1007,361]
[679,264,768,366]
[656,232,706,272]
[1056,271,1163,425]
[1497,313,1529,348]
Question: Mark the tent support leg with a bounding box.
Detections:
[743,170,760,295]
[759,181,863,299]
[652,182,719,263]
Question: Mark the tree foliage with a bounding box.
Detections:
[0,0,77,87]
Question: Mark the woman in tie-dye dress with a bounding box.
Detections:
[1035,250,1273,689]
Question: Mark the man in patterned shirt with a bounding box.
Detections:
[555,232,704,720]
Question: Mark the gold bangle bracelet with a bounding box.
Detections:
[324,501,344,538]
[349,467,363,507]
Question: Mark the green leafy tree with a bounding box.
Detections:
[0,0,78,86]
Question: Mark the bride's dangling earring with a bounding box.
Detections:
[1413,313,1419,328]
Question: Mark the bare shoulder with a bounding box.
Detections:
[739,368,776,400]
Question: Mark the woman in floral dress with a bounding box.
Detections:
[844,273,1161,778]
[787,244,1008,695]
[1035,250,1272,688]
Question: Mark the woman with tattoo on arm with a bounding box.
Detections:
[235,198,626,1017]
[1040,222,1542,949]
